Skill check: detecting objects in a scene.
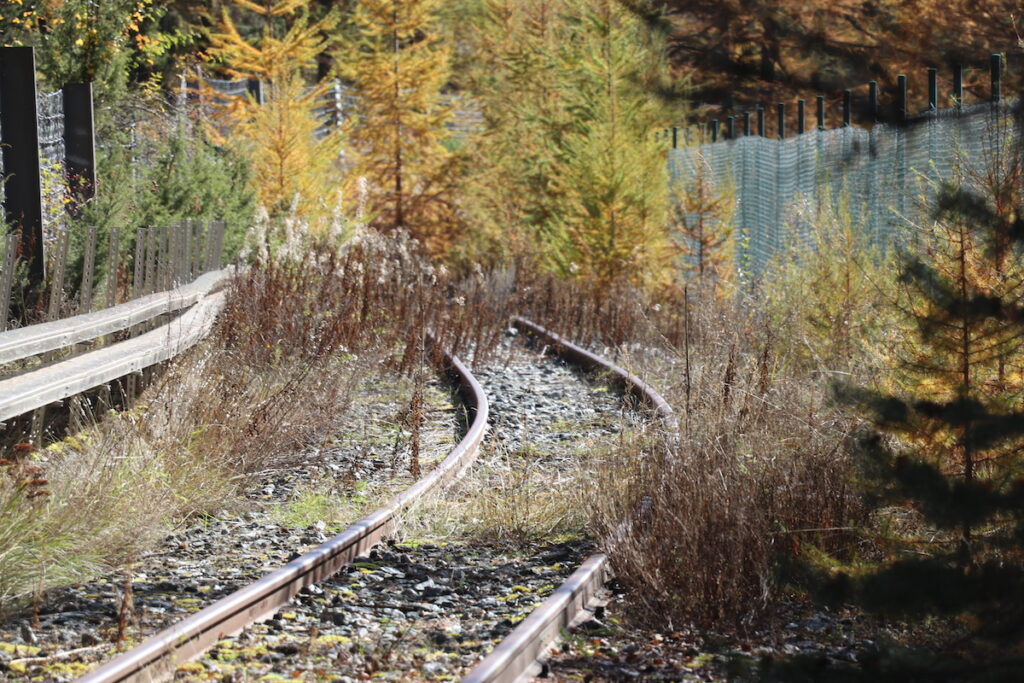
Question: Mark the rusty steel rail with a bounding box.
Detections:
[509,317,678,432]
[461,317,676,683]
[77,345,489,683]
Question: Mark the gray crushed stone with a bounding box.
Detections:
[0,370,457,680]
[177,333,633,681]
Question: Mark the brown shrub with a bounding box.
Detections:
[0,230,509,613]
[577,294,865,632]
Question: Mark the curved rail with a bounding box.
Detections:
[77,345,489,683]
[462,317,676,683]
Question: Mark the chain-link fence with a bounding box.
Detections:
[670,99,1024,279]
[0,87,69,245]
[203,76,482,137]
[35,88,68,245]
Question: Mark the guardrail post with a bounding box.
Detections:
[81,225,97,312]
[61,82,97,210]
[954,64,963,108]
[898,74,907,122]
[332,79,343,128]
[990,53,1001,102]
[816,95,825,130]
[0,233,16,331]
[928,68,938,111]
[47,228,69,321]
[132,227,145,299]
[0,46,45,287]
[106,226,120,309]
[776,103,785,139]
[869,81,878,122]
[210,220,226,270]
[797,99,805,134]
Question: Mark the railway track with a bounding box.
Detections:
[4,319,671,682]
[27,342,486,683]
[463,318,677,683]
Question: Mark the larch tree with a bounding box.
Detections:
[670,151,734,293]
[341,0,460,257]
[548,0,673,290]
[208,0,343,223]
[824,166,1024,659]
[459,0,574,268]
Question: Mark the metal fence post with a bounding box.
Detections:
[726,116,735,140]
[710,119,719,143]
[816,95,825,130]
[797,99,805,134]
[757,106,765,137]
[898,75,908,122]
[928,68,938,111]
[246,78,265,105]
[61,82,96,209]
[869,81,878,122]
[0,46,45,286]
[776,103,785,139]
[953,64,963,108]
[991,53,1001,102]
[742,112,750,136]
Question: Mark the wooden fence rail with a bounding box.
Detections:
[0,268,228,366]
[0,276,228,423]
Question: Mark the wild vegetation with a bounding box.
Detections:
[2,0,1024,678]
[0,224,505,617]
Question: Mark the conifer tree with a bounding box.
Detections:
[761,191,894,370]
[824,164,1024,657]
[460,0,573,268]
[208,0,343,222]
[671,152,734,293]
[547,0,672,290]
[341,0,460,257]
[463,0,676,286]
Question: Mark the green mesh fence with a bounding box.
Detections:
[669,100,1023,279]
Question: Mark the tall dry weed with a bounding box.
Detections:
[0,229,509,615]
[575,294,864,632]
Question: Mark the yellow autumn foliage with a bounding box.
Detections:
[207,0,343,224]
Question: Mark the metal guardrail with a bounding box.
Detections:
[77,340,489,683]
[461,317,677,683]
[0,269,229,365]
[0,268,230,423]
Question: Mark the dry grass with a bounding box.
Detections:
[586,298,864,633]
[508,274,869,633]
[0,229,507,616]
[394,439,607,549]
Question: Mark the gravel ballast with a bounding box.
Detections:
[0,369,458,680]
[177,334,634,681]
